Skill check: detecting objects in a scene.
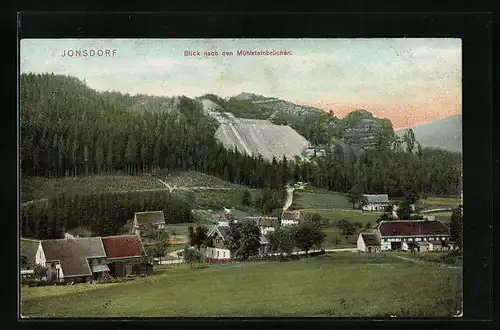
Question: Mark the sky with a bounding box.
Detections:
[20,38,462,129]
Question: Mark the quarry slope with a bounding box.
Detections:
[209,111,310,160]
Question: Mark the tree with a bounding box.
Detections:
[267,226,296,259]
[397,199,413,220]
[449,205,463,250]
[143,227,170,262]
[377,212,396,222]
[347,185,363,209]
[188,225,208,249]
[20,255,30,270]
[33,264,48,281]
[241,189,252,206]
[183,247,205,268]
[295,221,326,255]
[302,213,327,229]
[334,219,356,238]
[226,221,261,260]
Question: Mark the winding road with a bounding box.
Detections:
[282,187,295,211]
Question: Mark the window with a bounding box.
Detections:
[217,251,219,257]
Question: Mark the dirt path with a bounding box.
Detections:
[392,254,461,269]
[421,208,454,213]
[283,187,294,211]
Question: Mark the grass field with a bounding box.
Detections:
[190,189,261,210]
[322,227,362,248]
[21,175,166,202]
[156,171,247,188]
[298,209,381,248]
[292,191,351,210]
[419,197,461,209]
[21,172,251,203]
[20,253,462,317]
[394,251,462,267]
[300,209,380,226]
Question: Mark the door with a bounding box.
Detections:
[368,247,372,253]
[391,242,402,250]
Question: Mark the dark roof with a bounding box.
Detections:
[135,211,165,226]
[41,237,106,277]
[363,194,390,203]
[377,220,450,237]
[207,225,230,240]
[243,216,261,225]
[361,233,380,246]
[101,235,146,259]
[281,211,301,221]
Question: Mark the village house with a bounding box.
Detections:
[101,235,151,277]
[133,210,166,235]
[205,224,270,260]
[205,225,233,260]
[35,237,109,283]
[357,220,454,252]
[361,194,390,211]
[215,208,255,226]
[281,211,301,226]
[244,216,279,236]
[357,233,381,253]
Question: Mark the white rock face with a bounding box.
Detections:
[213,115,309,161]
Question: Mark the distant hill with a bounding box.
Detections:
[396,115,462,152]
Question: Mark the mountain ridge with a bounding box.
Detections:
[395,115,462,152]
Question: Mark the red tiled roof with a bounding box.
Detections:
[101,235,146,259]
[281,211,301,220]
[378,220,449,237]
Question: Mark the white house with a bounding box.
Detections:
[392,204,416,217]
[357,220,452,252]
[357,233,381,253]
[374,220,451,251]
[245,216,279,236]
[35,237,109,283]
[133,210,166,235]
[281,211,301,226]
[361,194,390,211]
[205,226,233,260]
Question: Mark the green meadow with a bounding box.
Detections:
[21,253,462,318]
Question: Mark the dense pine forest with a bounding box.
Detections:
[20,73,462,239]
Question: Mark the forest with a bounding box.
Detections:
[20,73,462,239]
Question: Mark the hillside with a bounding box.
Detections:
[396,115,462,152]
[200,94,396,155]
